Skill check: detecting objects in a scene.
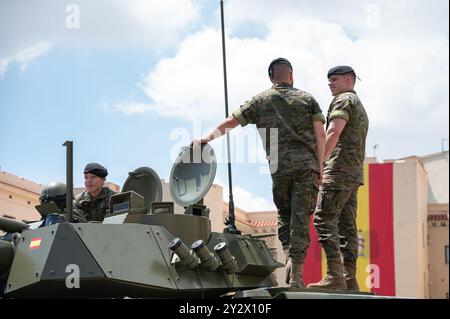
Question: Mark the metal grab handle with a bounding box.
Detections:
[172,165,187,197]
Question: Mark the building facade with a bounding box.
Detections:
[0,171,43,223]
[421,151,449,299]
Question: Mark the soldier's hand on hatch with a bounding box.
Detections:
[191,139,203,151]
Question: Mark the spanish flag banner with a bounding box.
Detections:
[304,163,396,296]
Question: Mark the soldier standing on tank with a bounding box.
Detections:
[308,66,369,291]
[191,58,326,288]
[74,163,116,222]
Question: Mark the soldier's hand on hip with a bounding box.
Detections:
[317,172,323,188]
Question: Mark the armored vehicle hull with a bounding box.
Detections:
[3,216,278,298]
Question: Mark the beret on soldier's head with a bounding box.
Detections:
[327,65,356,78]
[268,57,293,77]
[84,163,108,178]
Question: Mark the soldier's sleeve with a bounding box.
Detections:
[232,97,259,127]
[73,192,87,212]
[310,96,325,123]
[73,194,80,209]
[329,96,351,122]
[73,208,87,221]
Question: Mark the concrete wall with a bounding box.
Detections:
[203,184,225,233]
[0,171,42,222]
[428,204,449,299]
[421,152,449,203]
[428,224,449,299]
[421,152,448,299]
[393,159,429,298]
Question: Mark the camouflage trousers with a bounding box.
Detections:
[313,183,360,262]
[272,170,319,263]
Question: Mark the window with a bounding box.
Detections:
[445,245,449,264]
[8,195,12,199]
[27,201,31,205]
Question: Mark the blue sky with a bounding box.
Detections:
[0,0,448,211]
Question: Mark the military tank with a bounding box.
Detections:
[0,142,282,298]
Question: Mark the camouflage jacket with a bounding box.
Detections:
[74,187,116,222]
[232,83,325,177]
[323,90,369,186]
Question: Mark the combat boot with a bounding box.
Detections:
[288,260,305,288]
[284,248,291,285]
[307,258,347,290]
[343,260,359,291]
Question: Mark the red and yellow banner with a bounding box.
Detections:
[303,215,322,283]
[368,163,395,296]
[304,163,396,296]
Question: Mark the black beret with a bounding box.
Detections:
[84,163,108,178]
[327,65,356,78]
[268,57,292,77]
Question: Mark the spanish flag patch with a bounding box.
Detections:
[29,237,42,250]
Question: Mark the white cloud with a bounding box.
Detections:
[118,2,448,159]
[127,28,230,121]
[2,0,446,160]
[0,59,11,79]
[0,0,200,56]
[222,184,276,212]
[0,0,200,78]
[115,27,276,122]
[115,101,156,115]
[0,42,53,79]
[224,0,449,38]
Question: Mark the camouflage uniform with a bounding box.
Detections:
[314,90,369,263]
[232,83,325,263]
[74,187,116,222]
